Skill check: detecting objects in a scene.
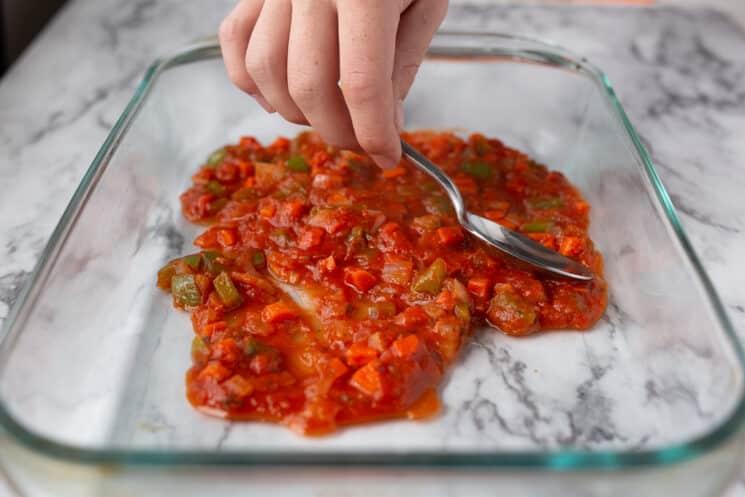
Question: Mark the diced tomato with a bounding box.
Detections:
[527,233,556,251]
[222,374,254,397]
[319,255,337,273]
[560,236,585,257]
[344,267,377,293]
[202,320,227,338]
[326,357,349,381]
[198,362,231,382]
[258,200,276,219]
[453,176,478,195]
[297,227,325,250]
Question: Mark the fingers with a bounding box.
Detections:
[337,1,402,169]
[219,0,273,112]
[393,0,448,101]
[288,0,357,150]
[245,0,307,124]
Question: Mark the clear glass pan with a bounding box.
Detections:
[0,32,743,497]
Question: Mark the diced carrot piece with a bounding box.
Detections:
[194,227,219,248]
[574,200,590,216]
[192,168,214,185]
[319,255,337,273]
[497,218,518,230]
[382,166,407,179]
[326,357,349,381]
[435,226,465,246]
[310,150,331,168]
[467,277,491,300]
[258,202,276,218]
[527,233,556,250]
[346,343,379,366]
[344,267,377,293]
[559,236,585,257]
[298,227,325,250]
[261,301,298,324]
[235,159,251,179]
[349,360,384,399]
[394,306,430,328]
[202,320,227,338]
[196,194,214,217]
[198,361,231,382]
[222,374,254,397]
[242,177,255,188]
[217,228,237,247]
[453,176,478,195]
[391,334,421,359]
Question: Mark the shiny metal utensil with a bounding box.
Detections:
[400,140,594,281]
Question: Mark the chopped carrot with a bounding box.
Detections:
[194,227,219,248]
[217,228,237,247]
[202,320,227,338]
[258,202,276,218]
[346,343,379,366]
[261,301,298,324]
[349,360,384,399]
[382,166,407,179]
[435,226,465,246]
[192,168,214,185]
[391,334,421,359]
[282,200,307,221]
[574,200,590,216]
[453,176,478,195]
[326,357,349,381]
[467,277,492,299]
[344,267,377,293]
[497,218,518,230]
[242,176,256,188]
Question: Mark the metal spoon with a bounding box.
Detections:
[400,140,594,281]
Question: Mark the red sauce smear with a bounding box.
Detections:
[156,130,607,435]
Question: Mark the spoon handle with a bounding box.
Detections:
[400,140,466,220]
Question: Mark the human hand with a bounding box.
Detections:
[219,0,448,169]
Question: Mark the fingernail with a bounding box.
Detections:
[395,100,404,132]
[254,95,276,113]
[371,153,396,170]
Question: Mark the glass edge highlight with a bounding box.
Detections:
[0,32,743,471]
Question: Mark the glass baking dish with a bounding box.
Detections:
[1,32,744,497]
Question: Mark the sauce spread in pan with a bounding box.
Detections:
[157,131,606,434]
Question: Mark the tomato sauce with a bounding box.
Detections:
[156,131,607,434]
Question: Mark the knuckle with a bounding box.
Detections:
[218,16,239,42]
[356,132,393,155]
[244,51,272,81]
[342,71,386,107]
[288,71,322,105]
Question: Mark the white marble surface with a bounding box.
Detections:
[1,1,745,496]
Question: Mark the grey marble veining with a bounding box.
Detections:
[1,1,745,496]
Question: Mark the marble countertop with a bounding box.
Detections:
[1,1,745,496]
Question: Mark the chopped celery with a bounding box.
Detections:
[411,258,447,294]
[172,274,201,306]
[156,263,176,290]
[528,198,564,209]
[202,251,225,273]
[182,254,202,270]
[460,162,492,180]
[252,251,266,268]
[286,156,309,172]
[522,220,554,233]
[206,180,226,195]
[206,147,227,167]
[214,271,242,307]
